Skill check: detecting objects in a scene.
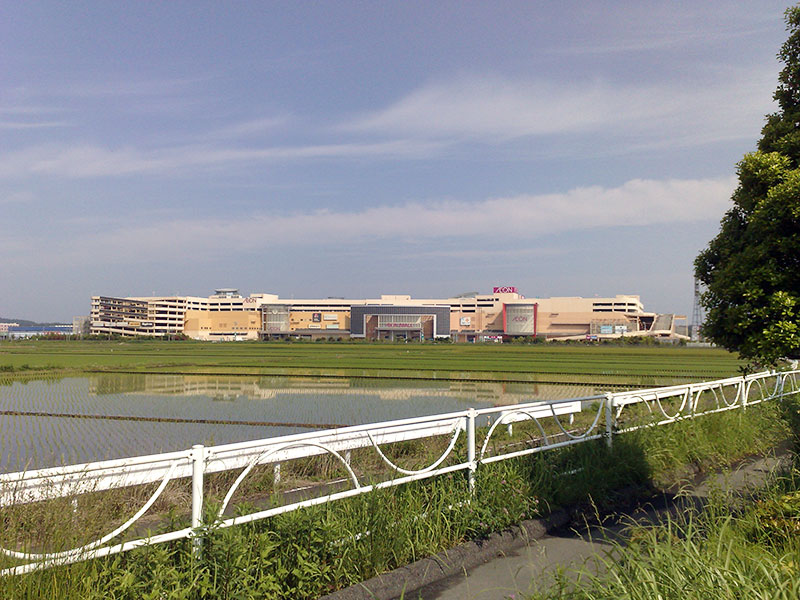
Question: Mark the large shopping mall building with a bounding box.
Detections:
[87,287,686,342]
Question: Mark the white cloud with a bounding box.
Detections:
[343,71,776,145]
[552,26,774,56]
[0,104,65,115]
[3,176,735,268]
[547,10,777,57]
[0,144,164,178]
[0,70,776,177]
[0,139,444,178]
[0,105,72,129]
[61,76,210,98]
[0,120,72,130]
[396,247,564,260]
[0,190,35,204]
[206,117,290,138]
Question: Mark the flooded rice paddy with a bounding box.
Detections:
[0,374,607,473]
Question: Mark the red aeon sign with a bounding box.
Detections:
[493,286,517,294]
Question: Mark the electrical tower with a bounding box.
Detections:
[691,277,703,341]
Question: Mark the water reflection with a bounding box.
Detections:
[90,373,602,404]
[0,374,605,472]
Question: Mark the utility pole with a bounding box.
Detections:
[691,277,703,341]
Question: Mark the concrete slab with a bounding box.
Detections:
[418,535,612,600]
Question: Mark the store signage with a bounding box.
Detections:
[511,316,528,322]
[323,314,338,321]
[493,286,517,294]
[312,313,321,322]
[460,317,471,326]
[378,315,423,329]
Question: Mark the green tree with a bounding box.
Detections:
[695,6,800,365]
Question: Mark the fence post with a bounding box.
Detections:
[191,444,205,558]
[773,370,784,400]
[604,394,614,449]
[466,408,476,493]
[741,376,747,411]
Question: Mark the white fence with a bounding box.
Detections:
[0,369,797,576]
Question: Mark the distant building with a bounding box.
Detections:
[73,316,91,336]
[3,324,72,339]
[89,288,687,342]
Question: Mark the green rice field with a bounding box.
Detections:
[0,339,744,385]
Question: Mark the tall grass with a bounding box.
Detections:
[628,398,789,486]
[526,471,800,600]
[525,397,800,600]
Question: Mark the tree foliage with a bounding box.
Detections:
[695,6,800,365]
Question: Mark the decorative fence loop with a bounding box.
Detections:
[216,442,362,519]
[478,409,550,461]
[653,389,688,421]
[365,420,462,476]
[0,460,180,562]
[546,401,605,441]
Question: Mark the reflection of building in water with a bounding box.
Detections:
[89,374,599,406]
[90,288,687,342]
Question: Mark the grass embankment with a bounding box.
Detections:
[0,340,743,385]
[525,397,800,600]
[0,396,790,599]
[530,481,800,600]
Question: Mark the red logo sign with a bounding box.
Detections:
[493,286,517,294]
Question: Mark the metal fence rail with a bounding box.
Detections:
[0,369,797,576]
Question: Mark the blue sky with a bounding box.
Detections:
[0,1,790,321]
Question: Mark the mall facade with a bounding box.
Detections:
[90,287,683,342]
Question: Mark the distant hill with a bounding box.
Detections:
[0,317,67,326]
